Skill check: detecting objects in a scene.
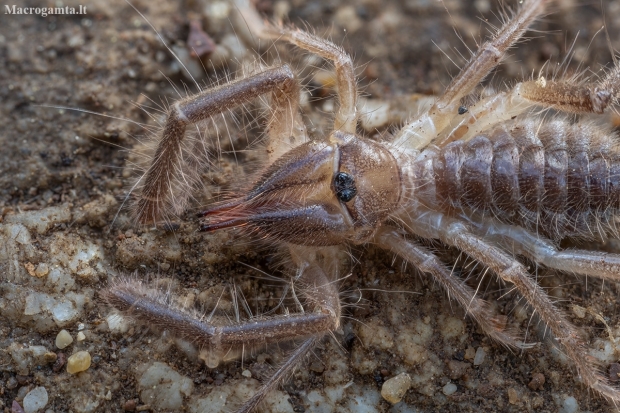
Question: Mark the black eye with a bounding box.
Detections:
[334,172,357,202]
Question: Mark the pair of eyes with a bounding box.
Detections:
[333,172,357,202]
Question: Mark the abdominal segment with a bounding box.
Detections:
[411,119,620,242]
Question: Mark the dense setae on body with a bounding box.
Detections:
[101,0,620,411]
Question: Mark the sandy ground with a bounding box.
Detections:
[3,0,620,412]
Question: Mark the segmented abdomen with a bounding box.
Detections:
[412,119,620,241]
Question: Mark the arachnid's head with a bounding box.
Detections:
[200,132,402,245]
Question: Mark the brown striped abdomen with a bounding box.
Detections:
[413,119,620,241]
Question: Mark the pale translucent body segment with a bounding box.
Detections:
[435,87,532,145]
[260,26,358,133]
[468,218,620,281]
[433,66,620,146]
[394,0,549,150]
[376,227,523,348]
[357,94,435,132]
[290,246,343,323]
[392,111,441,152]
[404,208,619,401]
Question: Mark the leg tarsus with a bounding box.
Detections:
[236,336,320,413]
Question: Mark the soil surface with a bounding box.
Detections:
[2,0,620,412]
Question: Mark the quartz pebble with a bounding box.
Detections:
[442,382,457,396]
[8,344,48,376]
[473,347,486,366]
[22,386,48,413]
[139,362,194,410]
[76,331,86,341]
[55,329,73,349]
[507,388,519,404]
[66,351,91,374]
[381,373,412,404]
[560,396,579,413]
[34,263,49,277]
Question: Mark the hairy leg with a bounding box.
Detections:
[376,227,524,348]
[259,25,358,133]
[434,62,620,147]
[102,254,340,413]
[393,0,550,150]
[266,67,307,162]
[407,209,620,401]
[102,253,340,346]
[136,65,303,224]
[465,217,620,281]
[237,336,320,413]
[517,61,620,114]
[101,280,335,347]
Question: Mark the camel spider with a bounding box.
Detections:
[102,0,620,411]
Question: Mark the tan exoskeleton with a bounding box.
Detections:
[103,0,620,411]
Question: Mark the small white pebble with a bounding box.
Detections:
[67,351,91,374]
[242,369,252,378]
[76,331,86,341]
[561,396,579,413]
[442,382,457,396]
[381,373,412,404]
[22,386,48,413]
[473,347,486,366]
[207,1,230,20]
[55,329,73,349]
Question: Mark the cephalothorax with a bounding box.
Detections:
[103,0,620,411]
[199,129,402,246]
